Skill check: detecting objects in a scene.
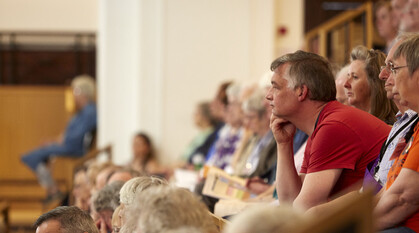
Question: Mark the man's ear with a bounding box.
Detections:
[296,85,309,101]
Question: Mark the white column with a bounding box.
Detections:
[97,0,164,164]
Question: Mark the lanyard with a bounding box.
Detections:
[374,113,418,174]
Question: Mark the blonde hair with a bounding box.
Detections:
[132,186,218,233]
[119,176,167,206]
[71,74,96,101]
[350,46,397,124]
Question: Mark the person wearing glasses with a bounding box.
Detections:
[374,33,419,233]
[344,45,398,125]
[21,75,97,202]
[363,33,419,194]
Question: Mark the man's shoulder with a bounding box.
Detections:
[321,101,386,127]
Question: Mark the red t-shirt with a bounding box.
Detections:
[300,101,390,196]
[386,123,419,231]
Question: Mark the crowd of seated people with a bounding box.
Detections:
[32,1,419,232]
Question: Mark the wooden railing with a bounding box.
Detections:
[0,201,10,233]
[305,2,382,65]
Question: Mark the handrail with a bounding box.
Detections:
[305,2,374,61]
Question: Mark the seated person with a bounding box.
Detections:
[72,165,91,212]
[374,33,419,232]
[180,101,219,169]
[374,0,398,53]
[123,186,218,233]
[119,176,168,233]
[92,181,124,233]
[364,33,418,193]
[128,132,168,177]
[344,45,398,124]
[205,83,245,171]
[34,206,98,233]
[21,75,97,201]
[266,50,390,210]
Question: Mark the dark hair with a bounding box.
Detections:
[135,132,154,166]
[216,81,233,106]
[271,50,337,102]
[198,101,218,127]
[93,180,125,212]
[34,206,99,233]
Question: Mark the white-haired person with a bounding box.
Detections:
[22,74,97,202]
[118,176,168,232]
[123,186,218,233]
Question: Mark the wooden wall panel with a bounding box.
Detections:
[0,86,72,180]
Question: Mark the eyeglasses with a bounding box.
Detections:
[380,62,408,75]
[390,65,408,75]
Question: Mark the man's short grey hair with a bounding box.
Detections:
[34,206,99,233]
[119,176,168,206]
[393,33,419,76]
[128,186,217,233]
[93,180,124,212]
[71,74,96,101]
[270,50,336,102]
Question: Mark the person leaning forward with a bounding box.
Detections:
[265,50,390,211]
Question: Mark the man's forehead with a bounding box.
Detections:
[393,56,406,65]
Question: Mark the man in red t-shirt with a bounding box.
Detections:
[374,34,419,233]
[265,50,390,210]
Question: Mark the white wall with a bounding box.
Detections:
[275,0,305,55]
[1,0,304,165]
[161,0,275,163]
[0,0,97,31]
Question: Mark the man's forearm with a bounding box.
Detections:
[374,192,419,230]
[275,142,302,204]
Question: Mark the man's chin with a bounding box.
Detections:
[393,93,400,98]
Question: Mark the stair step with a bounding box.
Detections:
[0,180,68,229]
[0,180,68,201]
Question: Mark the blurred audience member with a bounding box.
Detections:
[35,206,99,233]
[345,45,398,124]
[92,181,124,233]
[107,167,142,185]
[375,1,398,53]
[95,164,118,192]
[206,83,245,171]
[399,0,419,32]
[391,0,408,29]
[129,132,167,177]
[112,205,122,233]
[73,165,91,212]
[181,101,219,169]
[22,75,97,201]
[125,186,218,233]
[119,176,168,232]
[335,65,349,105]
